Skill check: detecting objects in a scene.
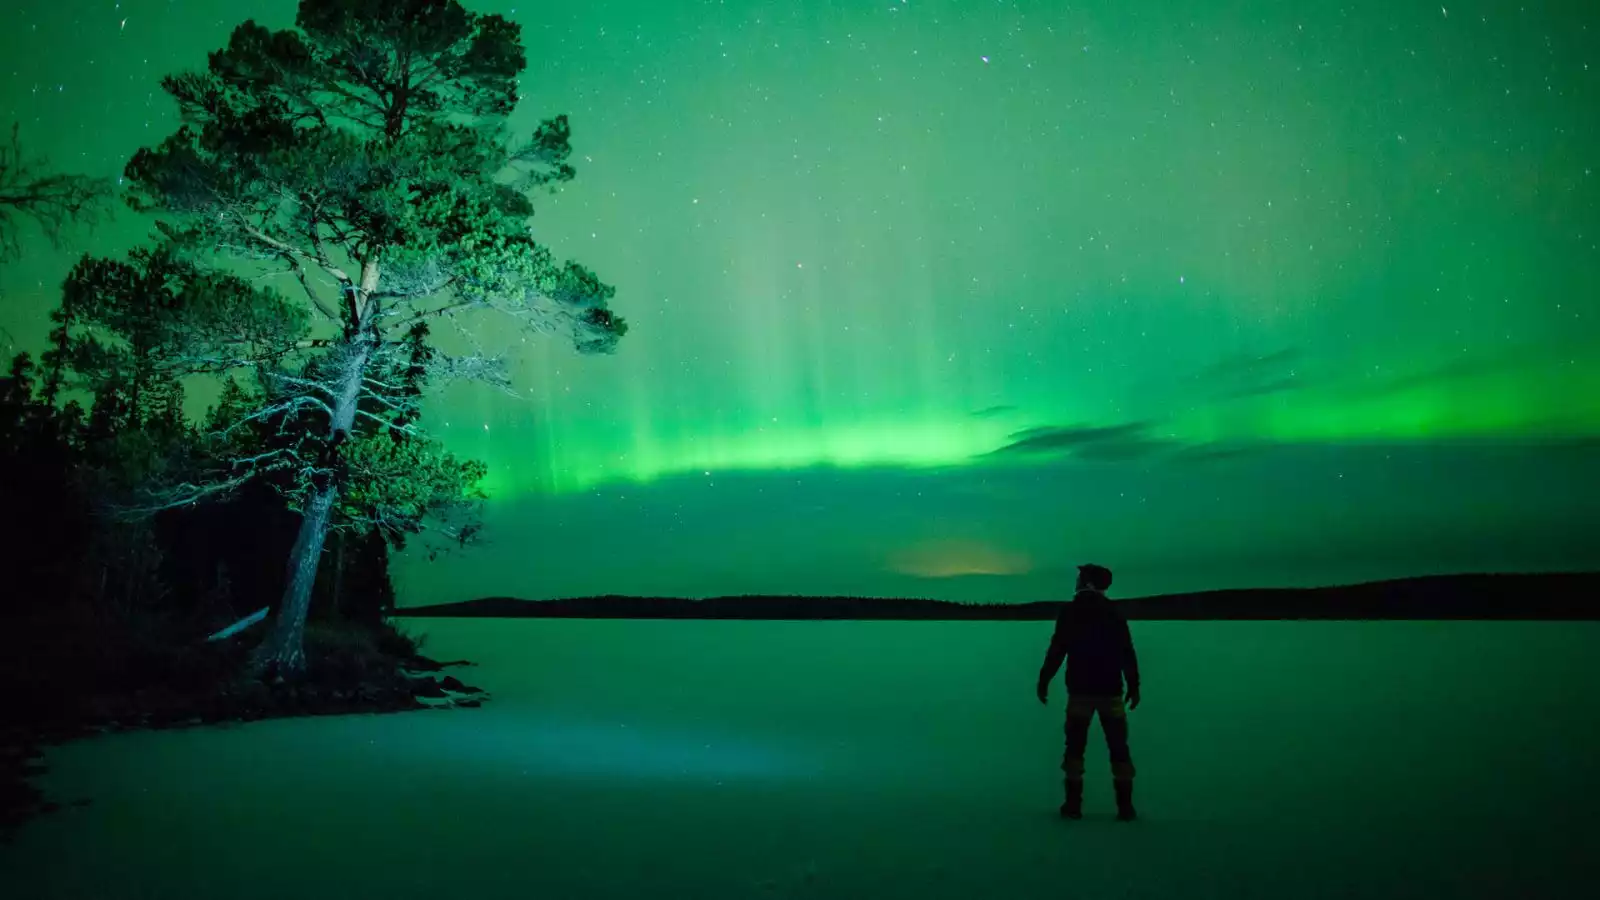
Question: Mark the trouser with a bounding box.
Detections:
[1062,694,1136,783]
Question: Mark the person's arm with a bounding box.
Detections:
[1121,617,1142,708]
[1036,607,1070,702]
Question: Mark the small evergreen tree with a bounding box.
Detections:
[0,353,95,615]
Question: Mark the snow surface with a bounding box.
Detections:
[5,619,1598,899]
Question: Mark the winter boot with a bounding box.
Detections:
[1059,780,1083,819]
[1114,780,1137,821]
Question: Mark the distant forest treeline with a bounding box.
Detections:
[397,572,1600,621]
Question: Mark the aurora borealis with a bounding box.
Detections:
[3,0,1598,603]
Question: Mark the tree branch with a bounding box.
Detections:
[216,394,334,437]
[380,297,480,335]
[355,408,418,437]
[225,206,353,288]
[286,256,342,321]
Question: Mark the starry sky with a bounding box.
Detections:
[2,0,1598,604]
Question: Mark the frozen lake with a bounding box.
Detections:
[5,619,1598,899]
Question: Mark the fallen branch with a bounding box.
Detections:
[205,607,269,642]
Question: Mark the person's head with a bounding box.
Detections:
[1076,564,1113,593]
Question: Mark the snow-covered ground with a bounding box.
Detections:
[5,619,1597,899]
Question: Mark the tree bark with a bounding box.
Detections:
[252,484,335,676]
[251,337,371,677]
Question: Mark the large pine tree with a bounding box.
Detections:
[105,0,627,674]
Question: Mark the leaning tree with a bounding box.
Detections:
[107,0,627,674]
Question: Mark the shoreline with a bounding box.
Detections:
[1,653,488,840]
[393,572,1600,622]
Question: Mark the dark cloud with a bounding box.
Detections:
[1069,436,1174,461]
[1198,348,1302,380]
[986,421,1276,465]
[1004,424,1084,443]
[1341,347,1579,399]
[1221,375,1304,399]
[1193,348,1306,399]
[987,422,1166,459]
[969,404,1018,419]
[1316,340,1600,412]
[1346,355,1511,397]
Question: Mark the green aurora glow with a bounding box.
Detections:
[3,0,1597,601]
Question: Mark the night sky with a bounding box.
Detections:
[3,0,1597,604]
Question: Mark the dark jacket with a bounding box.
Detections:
[1038,590,1141,696]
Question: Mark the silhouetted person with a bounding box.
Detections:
[1036,563,1141,821]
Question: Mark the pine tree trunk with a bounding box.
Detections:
[252,337,372,677]
[252,485,336,676]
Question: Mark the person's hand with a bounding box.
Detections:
[1125,686,1141,710]
[1036,681,1049,705]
